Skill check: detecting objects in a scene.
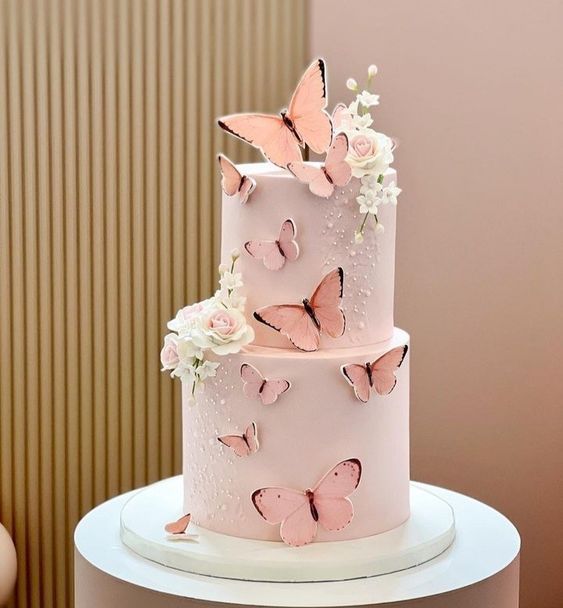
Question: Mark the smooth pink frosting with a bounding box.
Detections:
[221,164,397,349]
[183,328,410,541]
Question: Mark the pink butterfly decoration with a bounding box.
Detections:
[287,133,352,198]
[218,59,332,168]
[331,103,349,131]
[218,421,259,457]
[240,363,291,405]
[252,458,362,547]
[254,267,346,352]
[244,219,300,271]
[164,513,193,540]
[341,345,408,403]
[218,153,256,204]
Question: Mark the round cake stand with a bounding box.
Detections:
[74,482,520,608]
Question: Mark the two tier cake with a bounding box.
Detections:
[121,59,455,580]
[160,58,411,547]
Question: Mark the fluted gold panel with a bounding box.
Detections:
[0,1,306,606]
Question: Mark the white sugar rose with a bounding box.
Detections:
[167,297,216,335]
[346,130,394,178]
[193,308,255,355]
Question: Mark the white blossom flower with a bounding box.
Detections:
[361,175,379,189]
[357,91,380,109]
[195,359,220,381]
[381,182,402,205]
[346,78,358,91]
[219,270,243,292]
[344,100,374,130]
[357,195,380,215]
[359,181,383,197]
[220,291,246,312]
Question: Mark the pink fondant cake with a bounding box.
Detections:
[161,59,408,547]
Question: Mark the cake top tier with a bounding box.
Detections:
[221,163,397,350]
[161,59,402,394]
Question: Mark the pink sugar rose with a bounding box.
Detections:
[350,134,378,158]
[206,310,239,336]
[160,334,180,370]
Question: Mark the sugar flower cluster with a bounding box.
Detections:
[160,250,254,402]
[338,65,401,243]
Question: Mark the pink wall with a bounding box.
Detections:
[310,1,563,607]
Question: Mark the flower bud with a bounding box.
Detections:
[354,231,364,244]
[230,248,240,261]
[346,78,358,91]
[374,222,385,235]
[218,263,229,274]
[368,64,378,78]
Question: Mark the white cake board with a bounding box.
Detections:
[120,476,455,583]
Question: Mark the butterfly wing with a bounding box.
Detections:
[325,133,352,188]
[312,459,362,534]
[310,267,346,338]
[331,103,348,131]
[254,305,320,351]
[260,378,291,405]
[277,219,299,262]
[252,487,307,524]
[287,162,334,198]
[164,513,191,535]
[240,363,265,400]
[279,501,319,546]
[287,58,332,154]
[314,458,362,498]
[314,496,354,532]
[370,345,408,395]
[341,363,371,403]
[243,421,259,454]
[218,114,302,168]
[238,175,256,204]
[252,487,316,547]
[244,240,286,271]
[217,434,251,457]
[217,154,242,197]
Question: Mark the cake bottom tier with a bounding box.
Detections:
[183,328,410,542]
[122,477,455,582]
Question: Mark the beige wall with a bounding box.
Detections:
[0,1,305,607]
[310,1,563,607]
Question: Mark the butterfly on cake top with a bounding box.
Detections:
[217,59,401,242]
